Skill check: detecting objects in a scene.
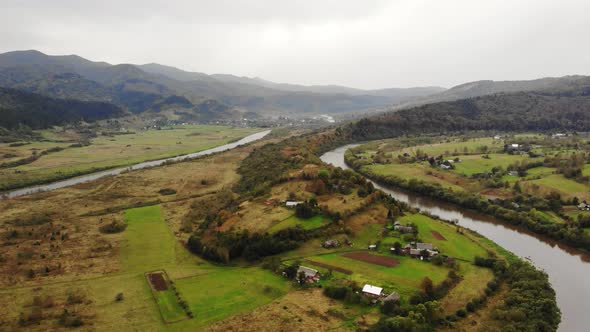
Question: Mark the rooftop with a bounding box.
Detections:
[362,284,383,296]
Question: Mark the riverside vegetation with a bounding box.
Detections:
[345,133,590,252]
[0,128,559,331]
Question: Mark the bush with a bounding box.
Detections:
[456,308,467,317]
[115,293,124,302]
[99,220,127,234]
[324,286,348,300]
[158,188,177,195]
[58,309,83,327]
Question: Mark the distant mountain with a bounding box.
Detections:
[392,76,590,111]
[0,87,124,129]
[0,50,447,117]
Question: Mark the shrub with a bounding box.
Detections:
[58,309,83,327]
[158,188,177,195]
[456,308,467,317]
[99,220,127,234]
[115,293,124,302]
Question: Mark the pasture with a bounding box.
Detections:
[396,214,489,261]
[268,214,331,233]
[0,125,258,191]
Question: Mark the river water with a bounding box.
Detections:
[2,130,271,199]
[321,144,590,332]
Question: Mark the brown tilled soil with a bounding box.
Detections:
[147,272,168,291]
[304,260,352,275]
[431,230,447,241]
[341,252,400,268]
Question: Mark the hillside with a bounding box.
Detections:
[392,76,590,111]
[0,50,443,116]
[0,87,125,129]
[347,88,590,140]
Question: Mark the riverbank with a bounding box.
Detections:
[0,125,260,193]
[321,144,590,331]
[1,130,271,199]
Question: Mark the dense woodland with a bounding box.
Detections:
[347,90,590,141]
[0,87,124,129]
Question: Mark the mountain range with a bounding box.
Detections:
[0,50,444,117]
[1,49,590,130]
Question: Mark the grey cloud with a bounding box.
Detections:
[1,0,589,89]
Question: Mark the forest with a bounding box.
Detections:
[345,90,590,141]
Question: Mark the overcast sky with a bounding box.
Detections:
[1,0,589,89]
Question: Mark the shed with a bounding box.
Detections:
[416,243,434,250]
[362,284,383,298]
[383,291,400,303]
[297,266,320,283]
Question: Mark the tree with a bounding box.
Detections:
[420,277,434,298]
[297,271,307,285]
[392,241,402,255]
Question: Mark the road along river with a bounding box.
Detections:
[2,130,271,199]
[321,144,590,332]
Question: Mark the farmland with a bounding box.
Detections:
[0,128,557,332]
[347,133,590,229]
[0,125,259,191]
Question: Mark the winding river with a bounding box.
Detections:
[321,144,590,332]
[2,130,271,199]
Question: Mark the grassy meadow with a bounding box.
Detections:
[0,125,259,191]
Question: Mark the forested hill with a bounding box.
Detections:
[346,89,590,140]
[0,87,125,129]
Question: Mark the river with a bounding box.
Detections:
[321,144,590,332]
[2,130,271,199]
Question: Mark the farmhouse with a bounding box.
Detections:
[382,291,400,303]
[416,243,434,250]
[323,239,340,248]
[578,202,590,211]
[285,200,302,207]
[362,284,383,298]
[440,164,451,170]
[394,225,414,233]
[297,266,320,283]
[368,244,377,250]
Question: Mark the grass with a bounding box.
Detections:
[365,163,467,192]
[452,154,542,176]
[122,205,177,272]
[155,288,187,323]
[525,174,590,200]
[440,263,494,315]
[0,125,259,190]
[397,137,502,156]
[396,214,488,261]
[173,268,290,329]
[306,252,449,297]
[268,215,331,233]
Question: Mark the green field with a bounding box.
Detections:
[397,137,502,156]
[526,174,590,200]
[364,163,466,192]
[305,252,449,296]
[174,268,289,329]
[396,214,488,261]
[452,154,541,176]
[123,206,177,272]
[0,125,259,190]
[121,205,290,330]
[268,215,331,233]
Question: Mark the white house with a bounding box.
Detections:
[362,284,383,298]
[285,200,302,207]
